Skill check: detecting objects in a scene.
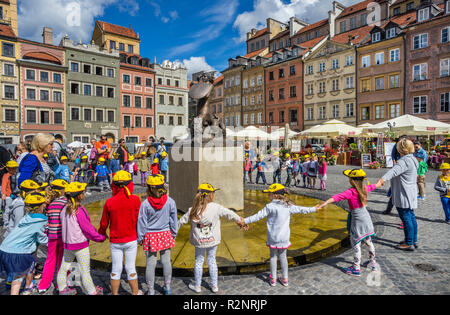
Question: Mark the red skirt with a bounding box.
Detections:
[143,231,175,252]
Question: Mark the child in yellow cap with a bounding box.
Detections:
[435,163,450,224]
[94,157,111,192]
[137,152,151,186]
[243,184,319,287]
[1,161,19,218]
[54,156,73,183]
[318,169,384,277]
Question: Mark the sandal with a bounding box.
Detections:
[396,243,415,251]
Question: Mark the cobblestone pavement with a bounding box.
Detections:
[1,165,449,295]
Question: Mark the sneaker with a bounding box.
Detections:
[136,290,144,295]
[279,278,289,287]
[163,287,171,295]
[59,287,77,296]
[268,275,276,287]
[188,283,201,293]
[211,285,219,293]
[366,261,379,271]
[38,284,54,295]
[343,265,361,277]
[91,286,103,295]
[22,285,37,295]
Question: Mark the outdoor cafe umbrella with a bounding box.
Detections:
[270,127,300,140]
[67,141,84,148]
[235,126,271,140]
[300,119,362,137]
[363,114,450,136]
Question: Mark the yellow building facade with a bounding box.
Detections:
[92,21,140,55]
[241,61,266,127]
[0,0,18,36]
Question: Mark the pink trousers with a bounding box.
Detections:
[38,238,64,291]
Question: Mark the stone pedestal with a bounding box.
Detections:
[169,146,244,212]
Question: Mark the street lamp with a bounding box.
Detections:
[127,125,135,142]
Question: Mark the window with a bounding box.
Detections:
[26,69,35,80]
[71,83,79,94]
[2,43,14,57]
[290,86,297,98]
[390,48,400,62]
[319,81,326,93]
[372,32,381,43]
[269,90,274,101]
[27,110,36,123]
[0,7,3,20]
[290,66,296,75]
[350,17,356,30]
[159,95,165,105]
[251,113,256,124]
[319,62,326,72]
[123,95,131,107]
[119,43,125,51]
[279,88,285,100]
[332,79,339,91]
[40,90,49,101]
[146,97,153,109]
[257,112,262,124]
[375,77,384,90]
[362,55,370,68]
[307,84,313,95]
[40,72,49,82]
[107,68,114,78]
[135,76,142,85]
[413,96,427,114]
[361,13,368,26]
[250,78,255,87]
[54,112,63,125]
[279,68,284,78]
[26,88,36,100]
[71,108,80,120]
[332,105,339,118]
[332,59,339,69]
[361,107,370,120]
[135,116,142,128]
[40,111,49,124]
[406,2,414,11]
[110,41,116,50]
[128,45,134,53]
[243,79,248,88]
[84,109,92,121]
[53,91,62,103]
[442,27,450,43]
[167,79,171,86]
[83,84,92,96]
[346,76,354,89]
[390,74,400,88]
[340,21,346,33]
[107,87,114,98]
[250,96,255,105]
[108,110,115,123]
[306,65,313,74]
[390,103,400,118]
[178,97,183,106]
[4,108,15,122]
[70,62,79,72]
[393,7,401,16]
[96,109,103,122]
[146,78,152,87]
[279,111,285,123]
[96,86,103,97]
[218,104,222,113]
[413,63,428,81]
[83,64,91,74]
[158,115,164,125]
[124,115,131,127]
[4,64,14,76]
[447,0,450,14]
[53,73,61,83]
[123,74,130,84]
[418,8,429,23]
[95,66,103,76]
[386,28,396,39]
[345,103,354,117]
[306,107,314,120]
[175,80,179,87]
[146,117,153,128]
[243,114,248,125]
[318,106,326,120]
[361,78,370,92]
[440,92,450,112]
[135,96,142,108]
[413,33,428,49]
[169,96,174,105]
[375,105,385,119]
[158,78,162,85]
[441,59,450,77]
[257,75,263,85]
[375,52,384,65]
[346,55,354,66]
[4,85,14,99]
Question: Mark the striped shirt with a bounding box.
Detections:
[45,197,67,239]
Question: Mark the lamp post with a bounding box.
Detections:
[127,125,135,143]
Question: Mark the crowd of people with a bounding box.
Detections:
[0,134,448,295]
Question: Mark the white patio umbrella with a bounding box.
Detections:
[270,127,300,140]
[300,120,361,137]
[67,141,84,148]
[357,123,378,138]
[363,114,450,136]
[235,126,271,140]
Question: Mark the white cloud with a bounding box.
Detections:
[18,0,139,44]
[169,11,179,20]
[176,56,216,80]
[149,1,178,23]
[233,0,359,42]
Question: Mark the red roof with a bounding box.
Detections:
[247,28,268,41]
[339,0,386,19]
[382,11,416,28]
[0,24,16,39]
[23,52,62,65]
[296,18,329,35]
[244,47,266,59]
[97,21,139,40]
[214,75,223,85]
[332,25,373,45]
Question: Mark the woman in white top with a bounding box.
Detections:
[178,183,244,294]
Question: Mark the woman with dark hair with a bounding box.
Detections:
[116,139,130,169]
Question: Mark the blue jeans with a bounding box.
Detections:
[256,172,266,184]
[272,169,281,184]
[397,208,418,245]
[441,197,450,222]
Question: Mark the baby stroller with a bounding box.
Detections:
[74,168,95,186]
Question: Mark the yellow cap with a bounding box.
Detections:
[98,157,106,163]
[39,182,49,190]
[147,174,165,187]
[51,179,69,190]
[24,194,46,207]
[60,156,68,161]
[198,183,220,195]
[81,155,88,160]
[43,154,49,158]
[263,183,287,194]
[113,170,132,183]
[304,155,310,159]
[285,154,290,158]
[65,182,87,195]
[20,180,40,191]
[113,152,119,157]
[273,152,279,156]
[161,152,167,158]
[128,156,135,162]
[153,158,159,164]
[440,163,450,170]
[6,160,19,168]
[321,155,327,159]
[141,152,147,156]
[344,169,367,179]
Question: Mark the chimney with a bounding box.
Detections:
[42,27,53,45]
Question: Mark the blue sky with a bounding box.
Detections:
[17,0,360,78]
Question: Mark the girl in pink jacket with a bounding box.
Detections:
[56,182,106,295]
